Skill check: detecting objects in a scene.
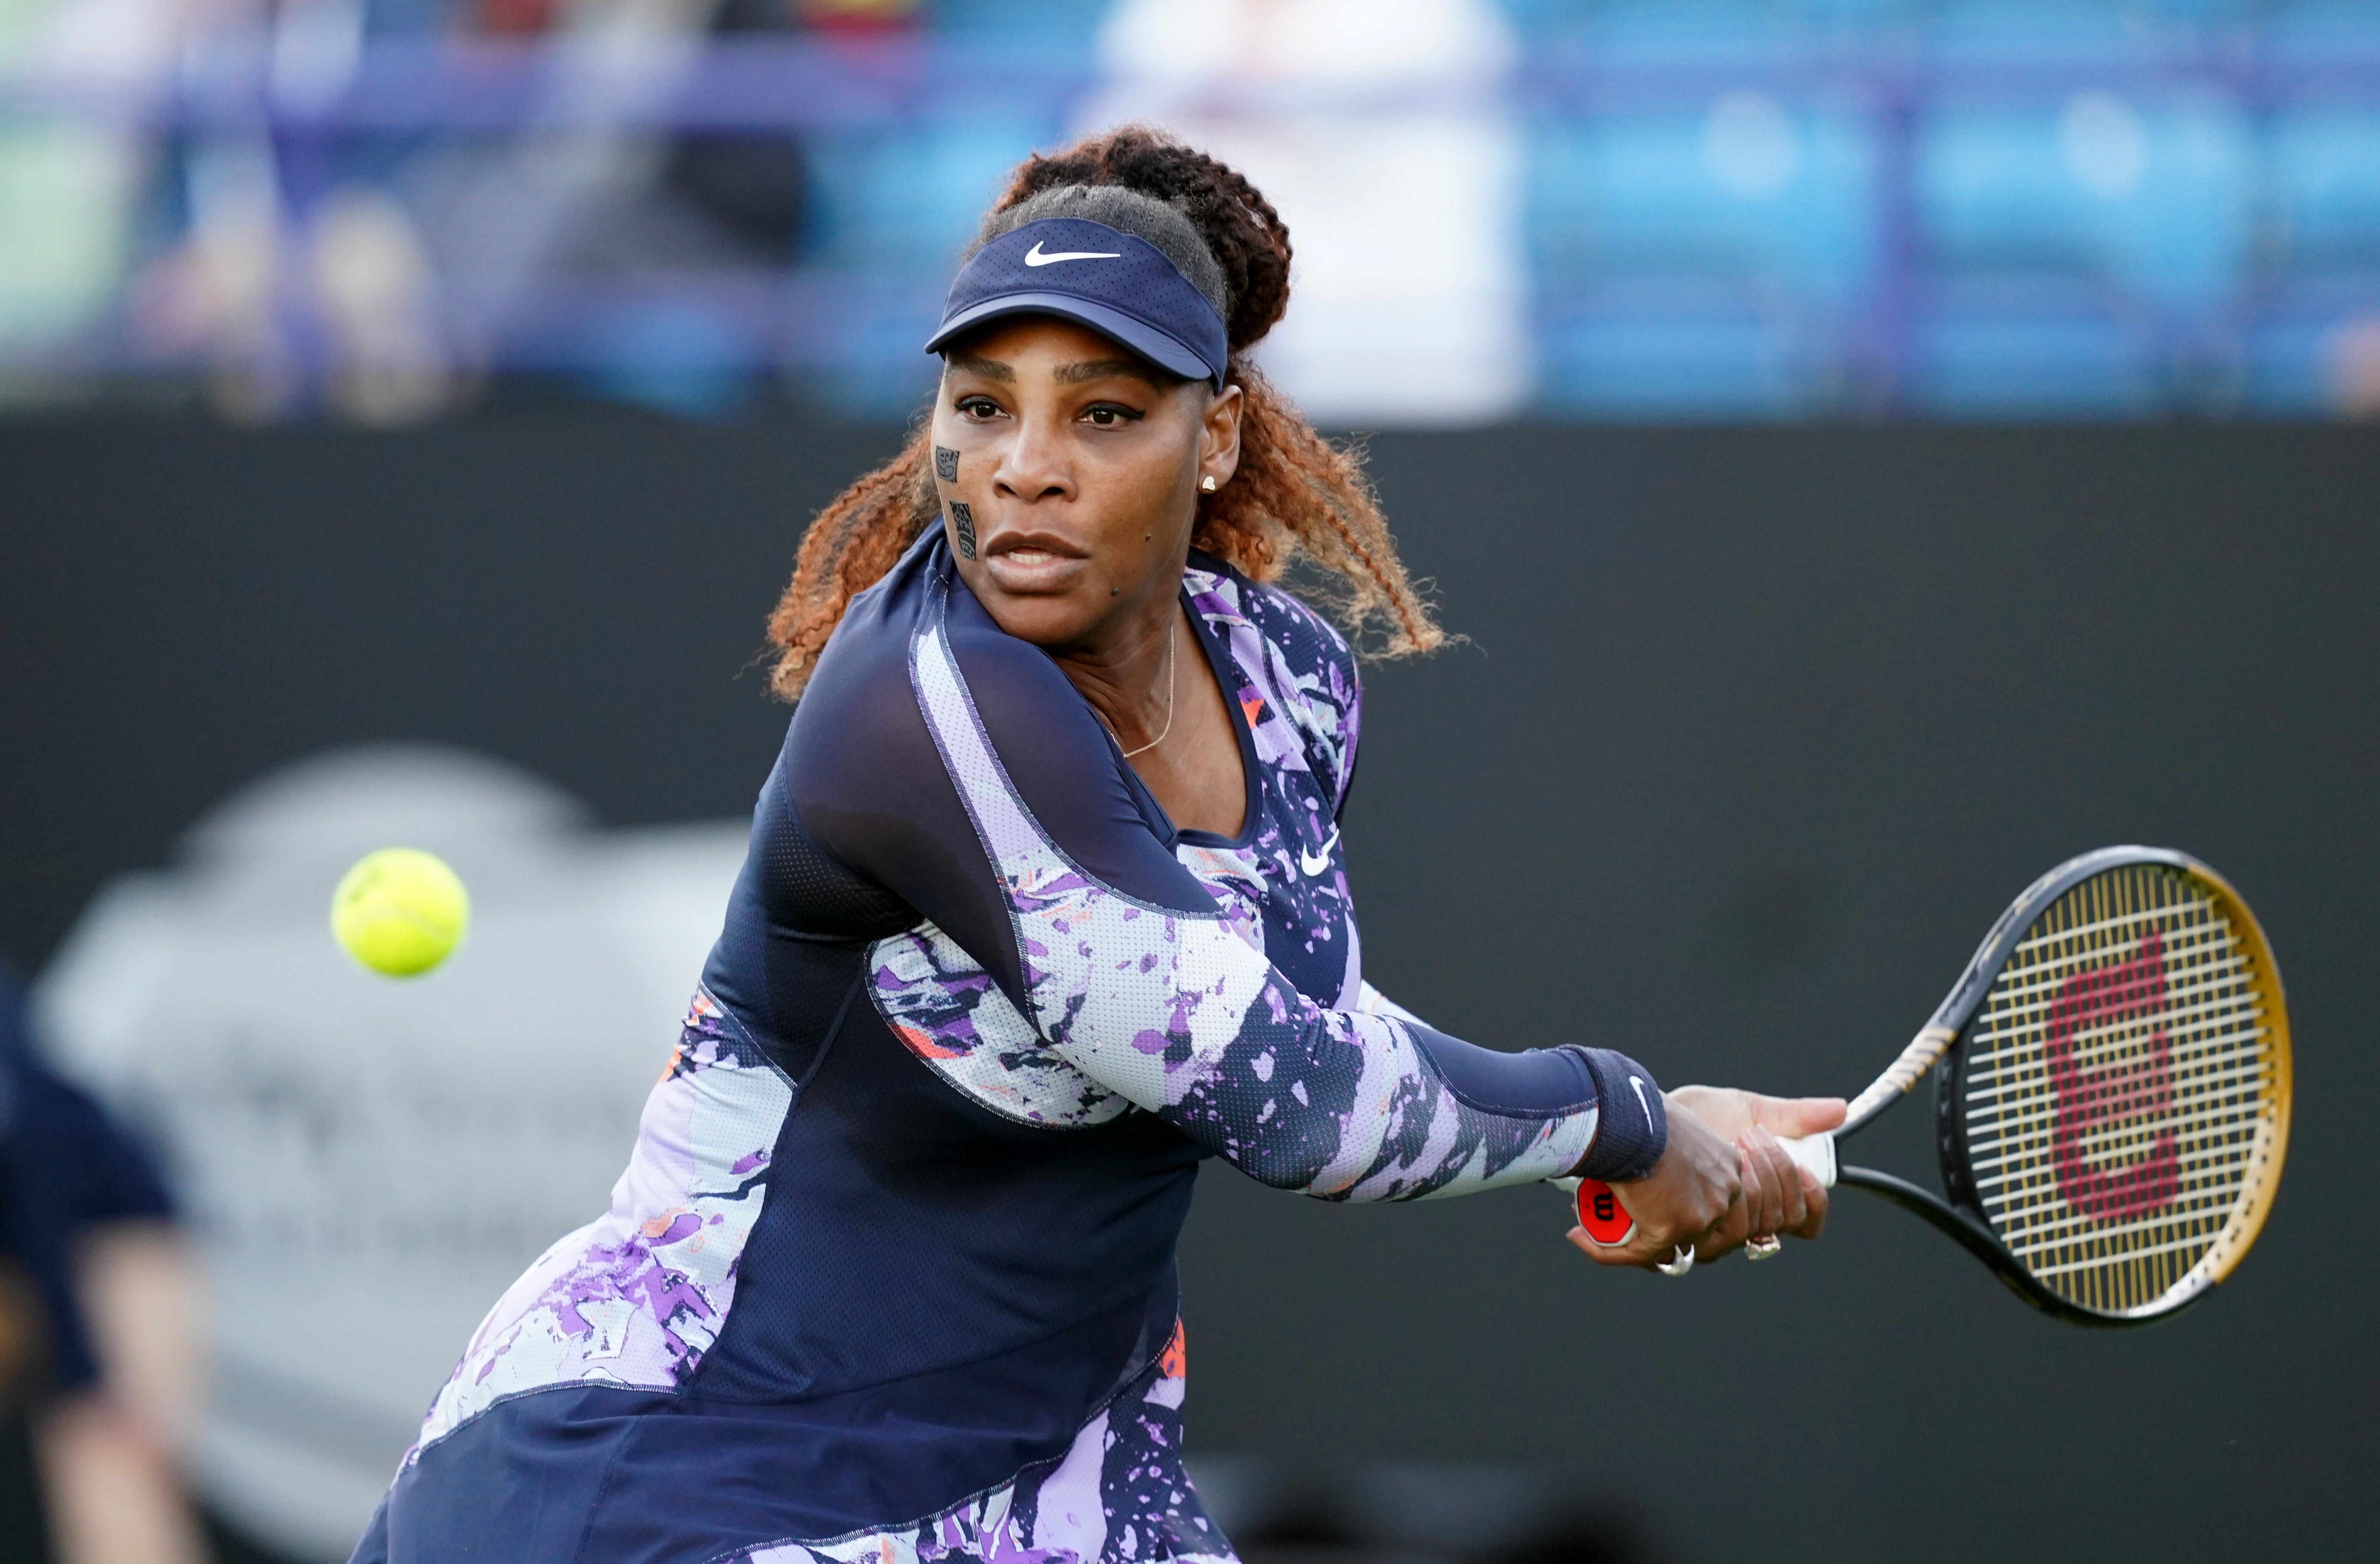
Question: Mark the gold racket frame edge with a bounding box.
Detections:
[2158,854,2293,1305]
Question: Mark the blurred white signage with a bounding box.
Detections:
[1084,0,1531,425]
[35,745,745,1561]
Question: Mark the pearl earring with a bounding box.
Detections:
[1200,475,1218,493]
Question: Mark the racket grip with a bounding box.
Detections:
[1551,1131,1837,1243]
[1776,1131,1838,1188]
[1553,1175,1635,1245]
[1556,1133,1837,1189]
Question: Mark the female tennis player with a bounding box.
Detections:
[353,128,1843,1564]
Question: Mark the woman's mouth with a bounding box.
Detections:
[982,532,1090,593]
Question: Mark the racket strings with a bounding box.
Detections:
[1967,1045,2271,1150]
[1958,864,2280,1317]
[1968,941,2250,1031]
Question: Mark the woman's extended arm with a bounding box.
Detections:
[789,569,1667,1202]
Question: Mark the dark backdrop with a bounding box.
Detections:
[3,414,2372,1561]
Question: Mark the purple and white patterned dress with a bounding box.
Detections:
[353,535,1666,1564]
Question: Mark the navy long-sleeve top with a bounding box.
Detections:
[360,535,1665,1564]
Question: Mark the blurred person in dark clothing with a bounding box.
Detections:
[0,970,205,1564]
[661,0,928,273]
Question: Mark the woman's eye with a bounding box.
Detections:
[1083,404,1143,428]
[957,396,1002,419]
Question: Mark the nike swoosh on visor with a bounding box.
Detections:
[1024,241,1123,266]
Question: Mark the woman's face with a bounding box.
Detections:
[930,315,1240,651]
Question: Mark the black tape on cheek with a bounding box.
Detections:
[934,445,960,482]
[949,501,977,560]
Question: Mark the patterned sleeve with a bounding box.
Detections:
[789,561,1667,1198]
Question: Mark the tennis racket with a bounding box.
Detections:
[1560,846,2292,1326]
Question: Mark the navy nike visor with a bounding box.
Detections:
[924,217,1229,390]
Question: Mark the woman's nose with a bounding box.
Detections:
[994,414,1072,503]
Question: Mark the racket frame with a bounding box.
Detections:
[1812,845,2291,1326]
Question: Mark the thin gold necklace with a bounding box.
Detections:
[1113,618,1178,760]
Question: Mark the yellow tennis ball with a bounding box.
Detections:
[331,848,470,977]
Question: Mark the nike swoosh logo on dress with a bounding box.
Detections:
[1299,828,1340,878]
[1024,241,1122,266]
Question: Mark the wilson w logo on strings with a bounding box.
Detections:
[2044,932,2178,1222]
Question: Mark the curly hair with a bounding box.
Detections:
[765,125,1444,700]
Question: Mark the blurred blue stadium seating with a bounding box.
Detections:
[2266,104,2380,267]
[9,0,2380,420]
[1503,0,2343,417]
[936,0,1112,44]
[801,105,1061,416]
[803,117,1050,275]
[1539,278,1842,417]
[780,3,1095,416]
[1908,277,2166,416]
[2246,103,2380,412]
[1531,101,1875,297]
[2264,0,2380,63]
[1529,94,1876,414]
[1909,90,2249,411]
[1918,93,2252,310]
[1570,1,1799,66]
[1923,1,2150,66]
[582,301,756,421]
[2244,278,2380,413]
[1776,0,1917,47]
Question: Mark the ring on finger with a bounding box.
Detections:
[1744,1233,1783,1262]
[1655,1245,1697,1278]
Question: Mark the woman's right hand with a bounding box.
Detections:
[1564,1098,1744,1270]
